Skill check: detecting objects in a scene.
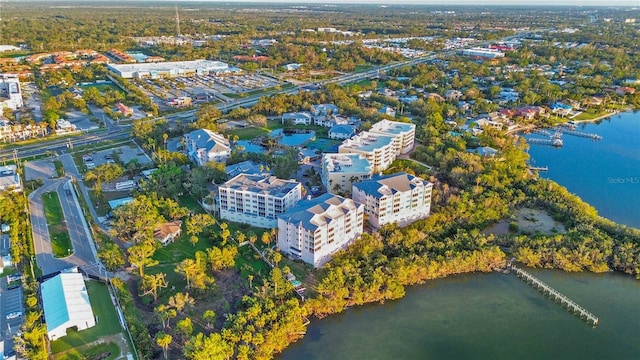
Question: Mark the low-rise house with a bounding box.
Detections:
[218,174,302,228]
[116,102,133,116]
[277,193,364,268]
[0,165,21,193]
[378,105,396,117]
[352,172,433,229]
[55,119,77,134]
[282,112,313,125]
[445,89,463,100]
[313,104,339,117]
[184,129,231,166]
[322,153,372,195]
[328,124,357,140]
[153,220,182,246]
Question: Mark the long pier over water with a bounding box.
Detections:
[508,263,599,327]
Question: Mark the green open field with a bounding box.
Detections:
[572,108,611,121]
[51,281,123,353]
[78,83,124,94]
[54,342,121,360]
[43,192,73,258]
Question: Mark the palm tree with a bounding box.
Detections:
[156,332,172,360]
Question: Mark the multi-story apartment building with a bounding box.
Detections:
[369,119,416,155]
[184,129,231,166]
[338,131,396,172]
[218,174,302,228]
[0,74,23,110]
[277,193,364,268]
[352,172,432,229]
[321,153,372,195]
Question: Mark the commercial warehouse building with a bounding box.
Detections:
[40,271,96,340]
[107,59,238,79]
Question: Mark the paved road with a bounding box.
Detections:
[29,155,101,276]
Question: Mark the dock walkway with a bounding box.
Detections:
[508,263,599,327]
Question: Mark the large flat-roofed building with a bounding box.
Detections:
[322,153,372,195]
[338,131,396,172]
[352,172,432,229]
[40,271,96,340]
[0,74,22,110]
[218,174,302,228]
[0,165,21,193]
[369,119,416,155]
[107,60,237,79]
[278,193,364,268]
[460,47,505,59]
[184,129,231,166]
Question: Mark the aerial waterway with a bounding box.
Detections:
[281,112,640,360]
[280,270,640,360]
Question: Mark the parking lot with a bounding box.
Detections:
[0,275,24,359]
[133,73,282,104]
[82,143,153,170]
[24,159,57,181]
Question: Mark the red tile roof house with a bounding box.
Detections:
[153,220,182,246]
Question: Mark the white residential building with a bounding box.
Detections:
[312,103,339,117]
[218,174,302,228]
[0,165,21,193]
[322,153,372,195]
[277,193,364,268]
[0,74,23,110]
[281,112,313,125]
[339,131,396,172]
[184,129,231,166]
[369,119,416,155]
[352,172,432,229]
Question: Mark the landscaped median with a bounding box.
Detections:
[42,191,74,258]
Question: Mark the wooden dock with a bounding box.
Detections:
[509,264,599,327]
[555,127,603,140]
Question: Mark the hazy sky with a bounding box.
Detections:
[157,0,640,6]
[35,0,640,6]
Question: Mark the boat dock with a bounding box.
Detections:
[528,138,563,147]
[555,127,602,140]
[528,166,548,172]
[508,263,599,327]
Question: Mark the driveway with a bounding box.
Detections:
[28,154,102,277]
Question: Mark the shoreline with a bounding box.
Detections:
[568,107,636,124]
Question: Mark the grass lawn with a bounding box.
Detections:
[53,160,65,177]
[89,190,132,217]
[78,83,124,95]
[54,342,121,360]
[236,245,272,284]
[42,192,73,258]
[227,126,269,140]
[51,281,122,353]
[152,231,213,265]
[178,193,206,214]
[573,108,610,121]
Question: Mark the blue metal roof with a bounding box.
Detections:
[41,275,70,333]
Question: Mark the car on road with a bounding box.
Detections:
[5,311,22,320]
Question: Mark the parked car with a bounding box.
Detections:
[6,311,22,320]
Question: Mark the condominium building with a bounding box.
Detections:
[352,172,432,229]
[277,193,364,268]
[0,74,22,110]
[338,131,396,172]
[322,153,372,195]
[218,174,302,228]
[184,129,231,166]
[369,119,416,155]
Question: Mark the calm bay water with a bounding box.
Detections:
[280,112,640,360]
[527,111,640,229]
